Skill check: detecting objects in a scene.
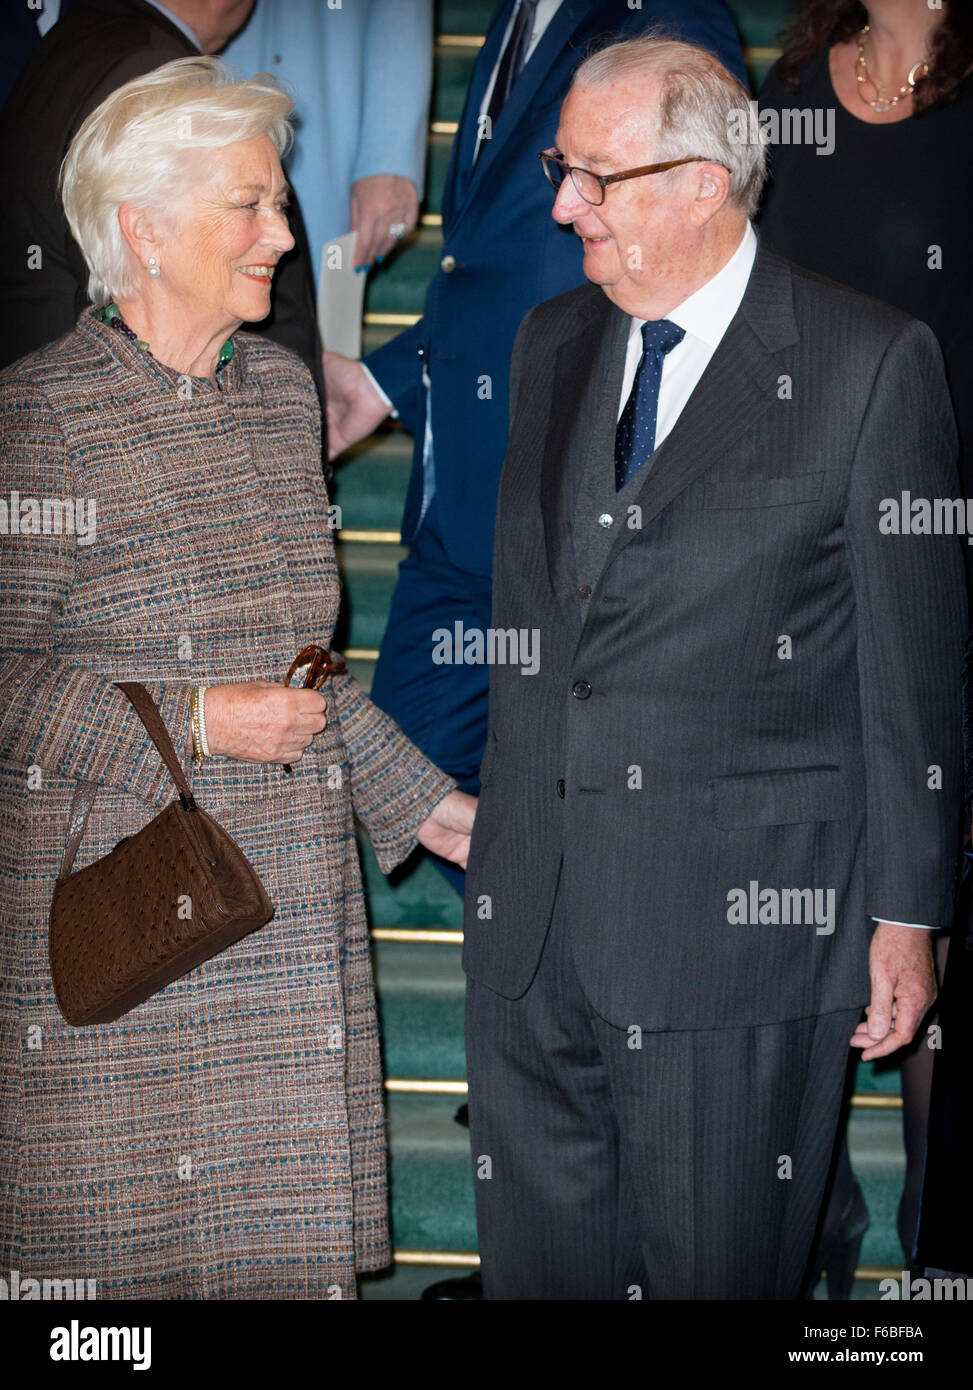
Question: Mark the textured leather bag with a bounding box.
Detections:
[49,682,274,1026]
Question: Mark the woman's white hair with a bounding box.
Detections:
[60,55,294,305]
[572,34,767,218]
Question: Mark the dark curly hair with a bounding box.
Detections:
[777,0,973,114]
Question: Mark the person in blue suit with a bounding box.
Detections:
[325,0,747,891]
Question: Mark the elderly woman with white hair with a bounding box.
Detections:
[0,56,475,1299]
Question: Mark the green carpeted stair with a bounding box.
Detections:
[330,1,912,1300]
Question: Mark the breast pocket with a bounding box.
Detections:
[700,472,824,509]
[709,765,849,829]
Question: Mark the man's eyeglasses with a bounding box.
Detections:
[539,149,722,206]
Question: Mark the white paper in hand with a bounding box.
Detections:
[317,232,366,360]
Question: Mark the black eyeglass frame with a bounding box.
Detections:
[539,149,725,206]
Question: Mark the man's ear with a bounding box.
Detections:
[688,162,731,226]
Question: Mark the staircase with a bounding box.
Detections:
[331,0,909,1300]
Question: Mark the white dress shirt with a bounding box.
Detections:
[618,220,756,439]
[37,0,60,35]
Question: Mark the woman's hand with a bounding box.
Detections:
[417,790,478,869]
[204,681,327,764]
[350,174,419,268]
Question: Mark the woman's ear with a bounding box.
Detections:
[117,202,162,273]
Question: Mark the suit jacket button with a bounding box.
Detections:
[578,584,591,599]
[572,680,592,700]
[441,254,457,272]
[557,778,566,798]
[598,513,613,528]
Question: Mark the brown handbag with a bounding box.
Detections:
[49,682,275,1026]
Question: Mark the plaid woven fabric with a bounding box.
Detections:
[0,311,455,1298]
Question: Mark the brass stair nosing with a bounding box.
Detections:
[372,928,463,944]
[341,647,379,662]
[854,1266,910,1282]
[364,312,421,327]
[336,529,402,544]
[381,1077,900,1110]
[434,36,780,59]
[389,1253,898,1280]
[743,46,782,64]
[436,35,486,50]
[394,1250,480,1267]
[385,1078,467,1095]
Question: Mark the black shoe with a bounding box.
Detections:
[454,1102,469,1127]
[421,1270,482,1300]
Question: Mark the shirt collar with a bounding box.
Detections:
[142,0,204,52]
[630,221,757,348]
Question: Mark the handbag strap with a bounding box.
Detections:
[57,682,195,882]
[114,682,194,801]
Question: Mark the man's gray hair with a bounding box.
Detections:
[572,36,766,218]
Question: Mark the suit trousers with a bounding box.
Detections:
[465,875,862,1299]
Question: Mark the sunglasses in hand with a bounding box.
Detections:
[282,644,347,773]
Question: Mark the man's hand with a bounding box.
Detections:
[850,921,937,1060]
[350,174,419,268]
[417,790,477,869]
[322,351,391,459]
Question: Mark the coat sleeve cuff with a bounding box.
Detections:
[331,668,456,873]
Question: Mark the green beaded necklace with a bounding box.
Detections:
[96,301,234,373]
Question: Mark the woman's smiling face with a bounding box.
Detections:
[155,134,295,325]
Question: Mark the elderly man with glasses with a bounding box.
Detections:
[461,35,965,1300]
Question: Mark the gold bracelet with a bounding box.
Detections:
[197,685,210,757]
[190,686,205,763]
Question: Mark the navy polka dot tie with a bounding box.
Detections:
[614,318,685,491]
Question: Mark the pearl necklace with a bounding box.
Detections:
[855,24,930,113]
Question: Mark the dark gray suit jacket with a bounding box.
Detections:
[462,239,966,1031]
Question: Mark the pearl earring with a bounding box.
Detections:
[147,257,160,277]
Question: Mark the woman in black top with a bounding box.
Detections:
[760,0,973,492]
[757,0,973,1293]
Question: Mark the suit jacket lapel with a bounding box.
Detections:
[454,0,591,223]
[446,0,515,222]
[540,287,627,626]
[601,241,800,574]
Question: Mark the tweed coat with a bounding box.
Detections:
[0,307,455,1299]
